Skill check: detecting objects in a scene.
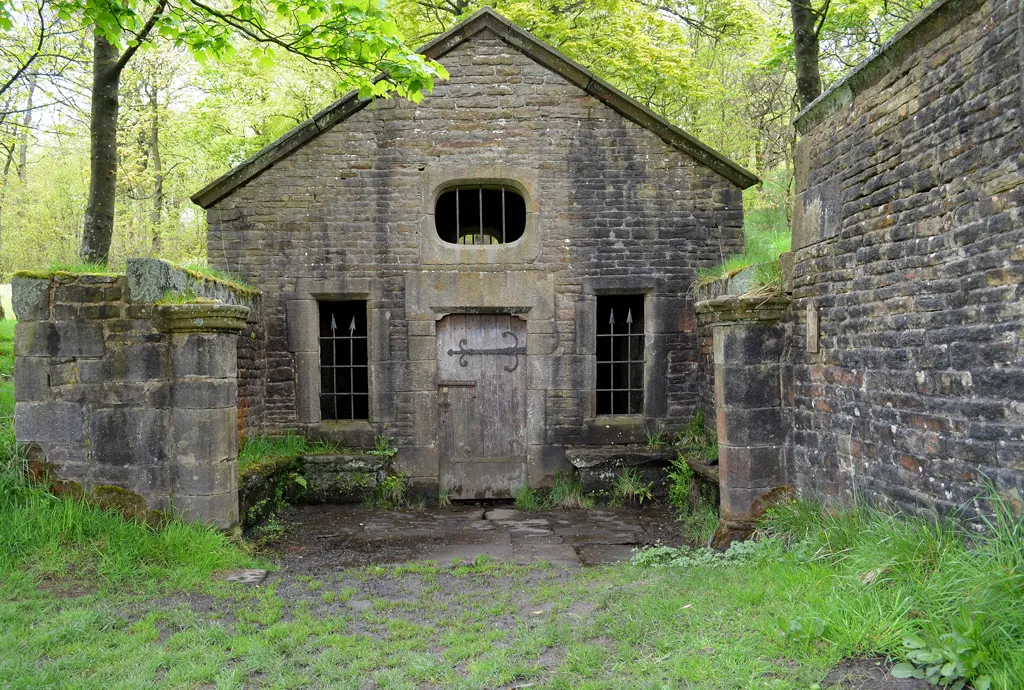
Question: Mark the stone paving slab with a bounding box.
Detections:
[274,503,685,571]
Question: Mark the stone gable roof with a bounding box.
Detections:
[191,7,759,208]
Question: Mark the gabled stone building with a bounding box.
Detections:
[192,8,757,499]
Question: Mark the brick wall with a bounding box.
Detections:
[204,28,746,490]
[789,0,1024,516]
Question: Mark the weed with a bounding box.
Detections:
[891,614,993,689]
[514,485,543,511]
[632,539,764,568]
[610,467,654,505]
[437,488,454,508]
[238,432,344,471]
[644,428,667,450]
[371,474,407,509]
[693,223,791,294]
[367,434,398,459]
[545,472,594,510]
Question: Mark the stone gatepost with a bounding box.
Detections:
[158,304,249,528]
[695,295,791,548]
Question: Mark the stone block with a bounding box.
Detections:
[90,407,168,466]
[715,364,782,408]
[286,299,318,352]
[171,379,237,409]
[713,324,785,364]
[720,445,785,489]
[171,407,236,464]
[581,417,646,445]
[173,491,239,529]
[310,421,377,448]
[171,333,237,378]
[14,357,49,401]
[15,401,84,443]
[293,350,320,424]
[172,458,238,496]
[11,277,51,321]
[717,407,786,447]
[15,321,104,358]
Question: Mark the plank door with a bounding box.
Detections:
[436,314,527,499]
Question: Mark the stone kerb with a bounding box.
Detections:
[695,294,791,548]
[12,264,254,530]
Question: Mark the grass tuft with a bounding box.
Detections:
[238,432,347,472]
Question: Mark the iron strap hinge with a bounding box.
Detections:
[447,330,526,372]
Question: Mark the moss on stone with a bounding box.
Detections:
[89,485,150,523]
[169,261,260,297]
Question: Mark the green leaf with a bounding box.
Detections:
[890,663,918,679]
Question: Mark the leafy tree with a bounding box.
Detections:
[0,0,447,265]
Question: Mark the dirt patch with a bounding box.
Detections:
[823,658,932,689]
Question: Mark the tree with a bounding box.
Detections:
[0,0,447,265]
[789,0,827,109]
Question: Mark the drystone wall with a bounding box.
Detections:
[12,259,258,528]
[786,0,1024,516]
[203,27,745,492]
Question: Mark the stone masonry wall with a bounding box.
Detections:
[204,28,746,491]
[12,260,255,528]
[788,0,1024,516]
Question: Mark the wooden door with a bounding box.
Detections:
[436,314,527,499]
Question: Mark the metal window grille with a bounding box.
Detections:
[596,295,645,415]
[435,185,526,245]
[319,301,369,420]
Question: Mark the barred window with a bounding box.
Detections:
[435,185,526,245]
[596,295,645,415]
[319,301,368,421]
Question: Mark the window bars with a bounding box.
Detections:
[319,301,369,421]
[435,185,526,245]
[596,295,645,415]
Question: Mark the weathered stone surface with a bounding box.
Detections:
[785,0,1023,517]
[157,303,250,334]
[566,447,673,493]
[12,277,50,321]
[297,454,388,503]
[12,268,250,530]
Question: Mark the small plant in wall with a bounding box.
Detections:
[367,433,398,459]
[644,428,667,450]
[370,473,408,509]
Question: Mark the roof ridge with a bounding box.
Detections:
[191,7,758,208]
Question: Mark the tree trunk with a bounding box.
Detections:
[791,0,823,110]
[80,33,122,265]
[149,86,163,254]
[17,72,36,183]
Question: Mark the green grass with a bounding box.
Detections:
[174,261,257,294]
[238,432,348,472]
[696,224,791,293]
[14,261,123,279]
[515,472,595,511]
[0,317,254,592]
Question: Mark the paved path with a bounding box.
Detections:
[274,504,684,571]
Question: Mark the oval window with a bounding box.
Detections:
[435,185,526,245]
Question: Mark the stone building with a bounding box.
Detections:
[696,0,1023,540]
[192,8,757,499]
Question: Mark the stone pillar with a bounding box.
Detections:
[696,295,791,548]
[159,304,249,528]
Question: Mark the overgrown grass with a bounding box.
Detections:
[238,432,348,472]
[696,224,791,293]
[175,261,256,294]
[14,261,123,279]
[756,496,1024,688]
[668,411,720,544]
[514,472,595,511]
[0,318,253,591]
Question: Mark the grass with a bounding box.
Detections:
[174,261,257,295]
[14,261,123,279]
[238,432,348,472]
[696,224,791,293]
[515,472,595,511]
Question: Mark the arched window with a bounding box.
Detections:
[435,185,526,245]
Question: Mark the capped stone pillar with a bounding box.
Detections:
[695,295,792,548]
[159,303,249,529]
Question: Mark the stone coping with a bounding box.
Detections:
[156,303,250,333]
[793,0,981,133]
[694,295,791,325]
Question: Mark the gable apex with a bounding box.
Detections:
[191,7,758,208]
